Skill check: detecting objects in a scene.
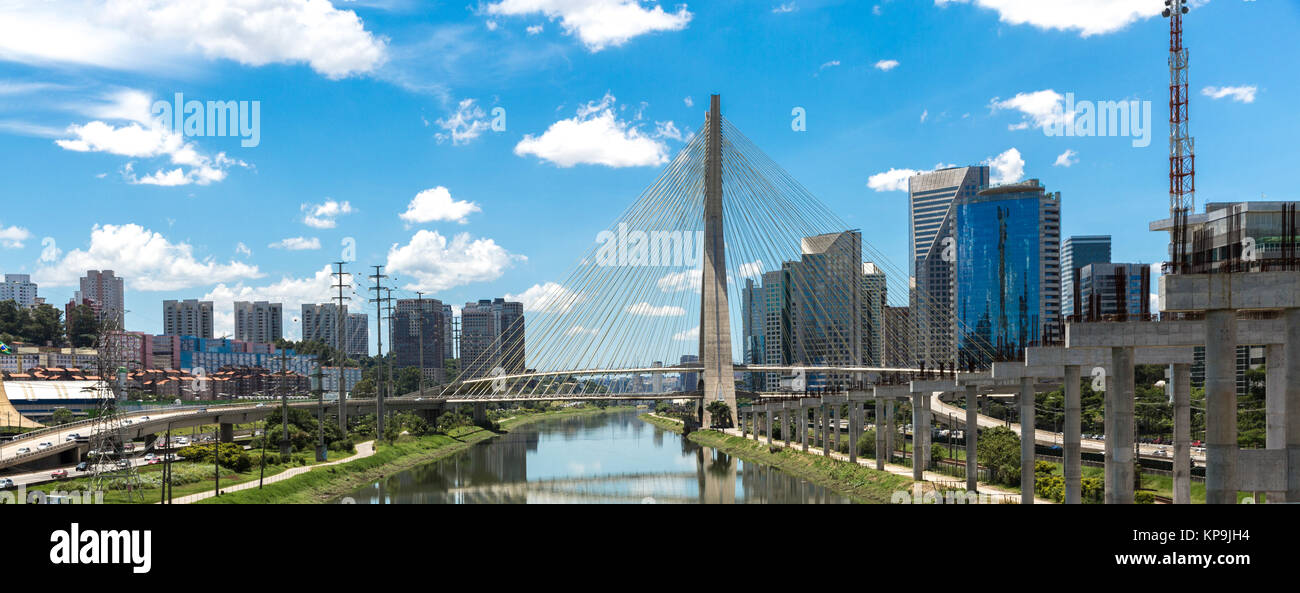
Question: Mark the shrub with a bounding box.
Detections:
[1081,477,1104,502]
[177,443,252,472]
[1034,460,1056,475]
[857,430,877,457]
[1135,491,1155,504]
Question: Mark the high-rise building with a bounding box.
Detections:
[301,304,368,358]
[442,303,456,362]
[1154,200,1300,273]
[77,270,125,329]
[909,166,989,369]
[234,301,282,343]
[678,354,699,393]
[1061,235,1111,319]
[740,278,766,390]
[861,262,887,367]
[162,299,214,338]
[883,306,911,368]
[953,179,1062,368]
[460,298,525,379]
[0,274,38,308]
[393,298,446,384]
[1076,262,1151,321]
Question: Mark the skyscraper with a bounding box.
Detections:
[442,303,456,362]
[908,166,989,369]
[1076,262,1151,320]
[740,278,766,390]
[861,262,887,367]
[393,298,446,383]
[302,304,368,358]
[1061,235,1111,319]
[460,298,525,379]
[0,274,38,308]
[77,270,125,329]
[953,179,1062,367]
[234,301,282,343]
[162,299,214,338]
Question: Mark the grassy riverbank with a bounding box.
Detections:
[200,405,631,504]
[639,413,913,504]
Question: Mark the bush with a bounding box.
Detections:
[327,439,354,453]
[1034,460,1055,475]
[857,430,877,457]
[1135,491,1155,504]
[977,426,1021,487]
[1035,474,1066,503]
[1081,477,1104,502]
[176,443,252,472]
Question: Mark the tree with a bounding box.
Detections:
[976,426,1021,486]
[67,304,99,348]
[49,407,74,425]
[705,401,733,429]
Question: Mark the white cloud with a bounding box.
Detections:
[874,59,900,71]
[565,325,599,337]
[527,24,545,34]
[934,0,1174,37]
[657,269,702,293]
[683,96,694,108]
[0,224,32,248]
[485,0,692,52]
[515,94,669,168]
[920,109,928,123]
[301,199,354,229]
[400,186,482,225]
[867,168,921,192]
[269,236,321,250]
[985,148,1025,184]
[435,98,492,145]
[818,60,841,71]
[386,230,524,292]
[54,90,247,186]
[1202,85,1258,104]
[0,0,387,79]
[673,326,699,341]
[235,242,252,257]
[34,223,261,291]
[989,89,1069,131]
[737,260,764,278]
[202,265,358,340]
[507,281,585,314]
[1054,149,1078,167]
[626,302,685,317]
[772,2,797,13]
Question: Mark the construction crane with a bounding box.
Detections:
[1164,0,1195,273]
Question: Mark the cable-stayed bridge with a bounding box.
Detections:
[437,95,999,424]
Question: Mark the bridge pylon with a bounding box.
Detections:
[700,94,737,427]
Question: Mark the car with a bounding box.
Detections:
[174,437,189,446]
[0,478,14,489]
[75,461,89,472]
[143,453,156,461]
[147,457,162,465]
[50,469,68,479]
[122,419,133,425]
[15,447,31,455]
[256,403,265,408]
[115,460,130,469]
[123,443,134,451]
[37,442,53,449]
[139,416,151,421]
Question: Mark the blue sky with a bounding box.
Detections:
[0,0,1294,351]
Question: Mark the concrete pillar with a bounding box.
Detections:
[833,404,842,454]
[473,402,487,426]
[920,393,932,472]
[219,423,234,443]
[1106,346,1137,504]
[801,405,809,452]
[886,400,896,464]
[1285,308,1300,503]
[848,402,860,464]
[1266,344,1288,503]
[1172,363,1192,505]
[1204,309,1238,505]
[911,392,924,481]
[875,398,886,471]
[821,404,830,457]
[144,433,158,449]
[765,406,773,445]
[965,384,978,493]
[1064,365,1082,504]
[1019,377,1035,504]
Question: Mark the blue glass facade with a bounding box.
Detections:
[955,195,1043,366]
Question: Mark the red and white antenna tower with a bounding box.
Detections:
[1164,0,1195,271]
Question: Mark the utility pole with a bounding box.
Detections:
[384,287,396,401]
[416,291,426,398]
[331,262,349,433]
[368,265,388,441]
[279,348,290,456]
[312,366,325,461]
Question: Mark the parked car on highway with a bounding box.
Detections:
[50,469,68,479]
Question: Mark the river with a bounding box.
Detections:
[336,409,850,504]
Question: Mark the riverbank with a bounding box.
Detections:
[639,413,913,504]
[200,405,632,504]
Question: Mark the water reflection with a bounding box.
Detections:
[340,411,849,504]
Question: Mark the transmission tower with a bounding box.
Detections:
[1164,0,1195,272]
[330,262,350,432]
[368,265,388,439]
[87,319,144,501]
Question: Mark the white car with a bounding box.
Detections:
[37,442,53,450]
[15,447,31,455]
[143,453,156,461]
[175,437,189,446]
[65,434,80,442]
[140,416,151,421]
